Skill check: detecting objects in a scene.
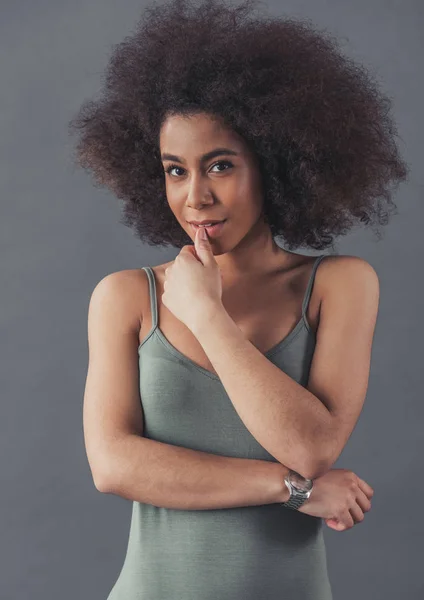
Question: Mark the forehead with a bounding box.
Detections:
[159,112,243,151]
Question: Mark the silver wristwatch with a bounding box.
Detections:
[281,469,314,510]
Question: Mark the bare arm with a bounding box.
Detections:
[101,434,289,510]
[191,256,380,479]
[83,270,289,510]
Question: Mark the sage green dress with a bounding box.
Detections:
[106,254,333,599]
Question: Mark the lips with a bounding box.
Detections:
[189,220,227,238]
[188,220,225,225]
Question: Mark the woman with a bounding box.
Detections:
[69,0,408,598]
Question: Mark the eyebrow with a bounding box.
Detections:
[161,147,239,163]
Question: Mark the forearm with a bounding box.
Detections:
[99,434,290,510]
[192,305,331,479]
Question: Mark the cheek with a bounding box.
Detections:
[230,189,263,221]
[231,169,262,206]
[166,194,184,217]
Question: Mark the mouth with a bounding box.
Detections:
[189,220,227,238]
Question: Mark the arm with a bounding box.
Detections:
[83,270,290,510]
[100,434,290,510]
[191,256,380,480]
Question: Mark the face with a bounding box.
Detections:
[159,112,268,258]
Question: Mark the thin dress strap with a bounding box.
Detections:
[301,254,327,318]
[141,266,158,331]
[142,258,325,332]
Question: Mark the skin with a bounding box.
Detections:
[159,111,302,282]
[152,116,374,531]
[138,112,324,372]
[147,113,371,532]
[137,112,325,367]
[83,111,373,531]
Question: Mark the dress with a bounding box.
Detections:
[106,254,333,599]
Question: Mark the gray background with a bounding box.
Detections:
[1,1,422,598]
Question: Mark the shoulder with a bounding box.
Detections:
[90,268,149,300]
[317,254,379,292]
[89,268,150,332]
[315,254,380,321]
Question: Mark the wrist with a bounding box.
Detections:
[279,468,315,509]
[274,464,291,503]
[190,302,228,338]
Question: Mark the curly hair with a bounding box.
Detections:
[67,0,409,251]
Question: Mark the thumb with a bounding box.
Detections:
[194,225,214,265]
[325,518,346,531]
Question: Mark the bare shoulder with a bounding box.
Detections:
[89,268,150,332]
[313,254,380,328]
[316,254,379,292]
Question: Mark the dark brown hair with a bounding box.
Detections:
[68,0,409,251]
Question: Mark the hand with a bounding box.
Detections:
[297,468,374,532]
[162,225,224,333]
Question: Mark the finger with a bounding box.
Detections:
[355,488,372,514]
[327,518,350,531]
[344,511,355,529]
[325,519,345,531]
[348,504,365,525]
[356,477,374,500]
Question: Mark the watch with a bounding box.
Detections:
[281,469,314,510]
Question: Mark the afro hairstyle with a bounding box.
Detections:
[68,0,409,251]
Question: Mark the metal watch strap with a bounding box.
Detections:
[281,494,308,510]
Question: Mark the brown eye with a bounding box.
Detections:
[212,161,233,172]
[164,164,184,177]
[164,160,233,178]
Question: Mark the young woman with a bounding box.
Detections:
[69,1,408,598]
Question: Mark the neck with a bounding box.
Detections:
[213,215,292,281]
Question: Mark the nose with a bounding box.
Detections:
[185,174,214,209]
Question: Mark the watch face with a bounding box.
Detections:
[290,471,313,492]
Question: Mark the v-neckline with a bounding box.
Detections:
[138,315,312,382]
[138,256,322,381]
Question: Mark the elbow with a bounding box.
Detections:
[301,426,338,480]
[304,460,332,480]
[88,446,121,493]
[92,465,115,494]
[94,475,112,493]
[302,449,335,481]
[289,459,328,482]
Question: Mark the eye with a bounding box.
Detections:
[164,160,233,178]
